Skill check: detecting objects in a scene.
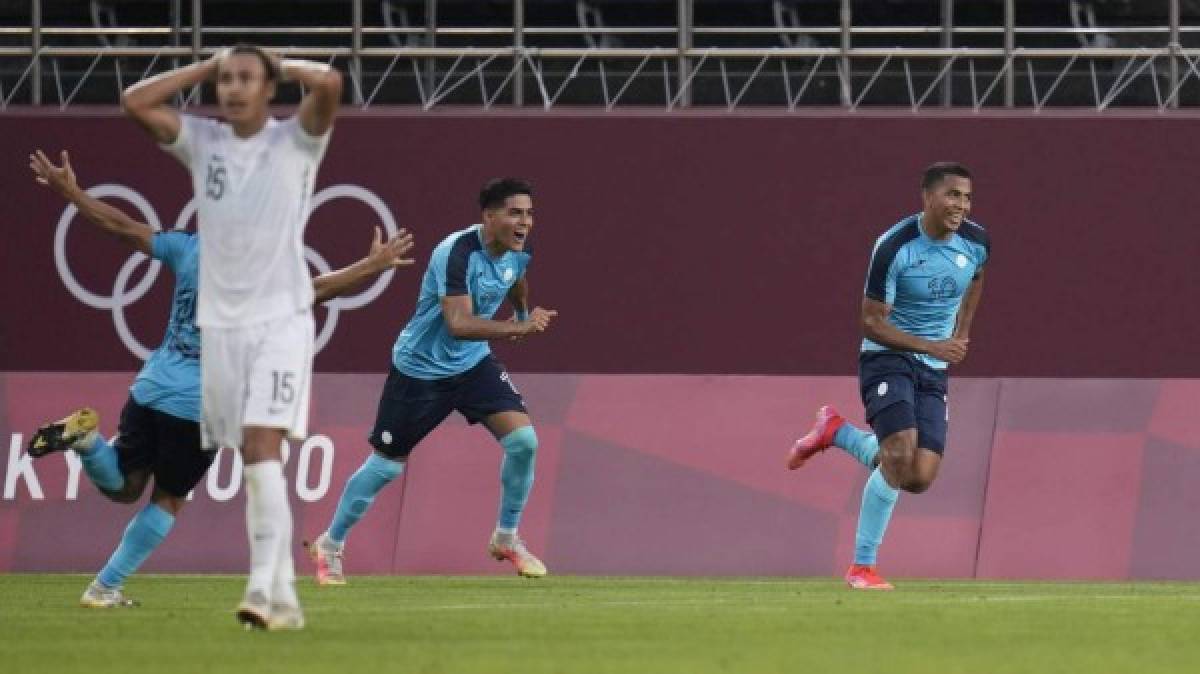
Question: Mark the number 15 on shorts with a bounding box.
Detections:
[268,370,297,416]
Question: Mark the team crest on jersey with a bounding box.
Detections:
[929,276,958,300]
[955,254,968,268]
[503,267,514,282]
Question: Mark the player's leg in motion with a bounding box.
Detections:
[85,406,211,607]
[310,451,406,585]
[787,404,899,589]
[310,367,447,585]
[484,410,545,578]
[28,408,124,491]
[83,489,180,608]
[28,406,178,607]
[845,361,946,590]
[787,405,882,470]
[846,431,905,590]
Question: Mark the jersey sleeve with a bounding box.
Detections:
[436,231,479,297]
[864,240,902,305]
[159,114,200,169]
[962,222,991,280]
[285,116,333,162]
[151,231,192,274]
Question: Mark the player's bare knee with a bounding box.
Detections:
[241,426,286,464]
[902,477,933,494]
[879,440,913,475]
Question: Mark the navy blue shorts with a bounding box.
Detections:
[115,396,213,498]
[858,352,950,454]
[368,355,527,458]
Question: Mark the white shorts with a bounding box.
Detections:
[200,310,315,449]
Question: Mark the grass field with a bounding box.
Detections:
[1,574,1197,673]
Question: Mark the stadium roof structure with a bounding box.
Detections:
[5,1,1200,112]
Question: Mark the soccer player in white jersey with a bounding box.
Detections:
[121,44,342,629]
[27,148,412,609]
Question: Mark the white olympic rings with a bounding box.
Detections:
[53,183,399,360]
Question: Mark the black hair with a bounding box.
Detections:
[478,178,534,210]
[223,43,279,81]
[921,162,972,190]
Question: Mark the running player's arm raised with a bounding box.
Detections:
[121,53,220,144]
[281,58,343,137]
[313,227,414,304]
[29,150,153,255]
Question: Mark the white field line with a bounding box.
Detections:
[298,593,1200,612]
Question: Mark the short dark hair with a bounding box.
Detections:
[222,43,278,81]
[479,178,533,210]
[921,162,972,190]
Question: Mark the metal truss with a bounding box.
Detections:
[4,0,1200,112]
[8,45,1200,112]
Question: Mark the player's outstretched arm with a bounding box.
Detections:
[952,269,985,343]
[442,295,557,341]
[29,150,153,255]
[121,53,220,144]
[282,58,343,137]
[861,297,967,365]
[313,227,415,304]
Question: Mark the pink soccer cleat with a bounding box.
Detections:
[844,564,894,590]
[787,405,845,470]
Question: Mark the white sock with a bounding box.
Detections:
[272,510,299,608]
[243,461,289,601]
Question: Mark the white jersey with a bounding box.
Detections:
[162,114,330,328]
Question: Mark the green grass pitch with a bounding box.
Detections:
[1,575,1197,673]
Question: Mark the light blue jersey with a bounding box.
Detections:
[129,231,201,421]
[861,214,991,370]
[393,225,531,379]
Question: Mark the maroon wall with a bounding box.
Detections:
[2,110,1198,377]
[3,372,1199,580]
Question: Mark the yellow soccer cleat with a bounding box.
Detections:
[28,407,100,458]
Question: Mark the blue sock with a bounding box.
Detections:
[834,423,880,469]
[80,435,124,492]
[854,467,899,566]
[497,426,538,531]
[96,503,174,588]
[328,452,405,544]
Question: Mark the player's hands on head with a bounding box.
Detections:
[206,47,230,79]
[928,337,968,365]
[366,226,415,271]
[29,149,77,195]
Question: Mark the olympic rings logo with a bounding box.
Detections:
[53,184,399,360]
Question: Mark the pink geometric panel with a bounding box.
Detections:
[977,431,1146,579]
[1147,380,1200,450]
[566,375,866,513]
